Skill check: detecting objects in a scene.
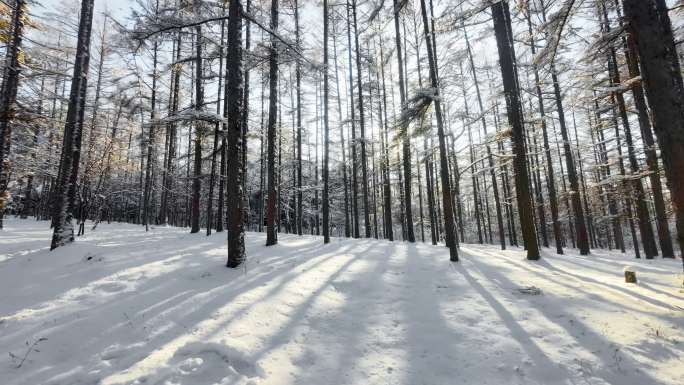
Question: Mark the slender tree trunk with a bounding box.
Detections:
[420,0,458,260]
[143,8,159,233]
[322,0,330,243]
[351,0,371,238]
[333,22,351,238]
[595,94,625,252]
[393,0,415,242]
[190,24,205,234]
[79,20,108,235]
[378,39,394,241]
[346,1,360,238]
[265,0,279,246]
[160,32,182,226]
[293,0,303,236]
[541,4,590,255]
[259,70,265,233]
[207,16,227,236]
[412,29,437,245]
[525,10,561,253]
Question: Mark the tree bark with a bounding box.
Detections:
[419,0,458,260]
[226,0,246,267]
[265,0,279,246]
[525,9,561,253]
[190,20,205,234]
[393,0,415,242]
[322,0,330,243]
[0,0,26,229]
[622,16,674,257]
[207,15,227,236]
[50,0,95,249]
[491,0,539,260]
[351,0,372,238]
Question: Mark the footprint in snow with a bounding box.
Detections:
[150,342,264,385]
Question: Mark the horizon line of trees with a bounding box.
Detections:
[0,0,682,275]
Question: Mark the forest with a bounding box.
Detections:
[0,0,683,384]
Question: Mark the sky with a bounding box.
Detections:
[37,0,131,21]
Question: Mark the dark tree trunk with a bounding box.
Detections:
[412,28,437,245]
[207,15,227,237]
[378,38,394,241]
[322,0,330,243]
[143,9,159,232]
[294,0,303,236]
[393,0,415,242]
[537,4,590,255]
[622,14,674,257]
[50,0,95,249]
[525,10,561,253]
[265,0,279,246]
[491,0,539,260]
[0,0,26,229]
[346,1,360,238]
[420,0,458,260]
[601,2,657,258]
[190,24,205,234]
[160,32,182,226]
[333,22,350,238]
[351,0,371,238]
[225,0,246,267]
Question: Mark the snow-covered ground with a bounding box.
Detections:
[1,219,683,385]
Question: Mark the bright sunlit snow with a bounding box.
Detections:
[1,219,682,385]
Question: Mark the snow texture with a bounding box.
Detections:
[1,218,683,385]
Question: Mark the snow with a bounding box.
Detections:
[1,218,683,385]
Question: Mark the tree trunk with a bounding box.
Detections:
[50,0,95,249]
[378,38,394,241]
[207,15,227,236]
[537,4,590,255]
[225,0,246,267]
[351,0,371,238]
[525,9,561,253]
[622,14,674,257]
[333,21,350,238]
[190,24,204,234]
[601,2,657,258]
[393,0,415,242]
[321,0,330,243]
[0,0,26,229]
[491,0,539,260]
[143,9,159,233]
[294,0,303,236]
[265,0,279,246]
[420,0,458,260]
[160,32,182,226]
[346,1,360,239]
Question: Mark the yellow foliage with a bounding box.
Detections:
[0,2,39,44]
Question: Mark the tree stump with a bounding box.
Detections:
[624,270,637,283]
